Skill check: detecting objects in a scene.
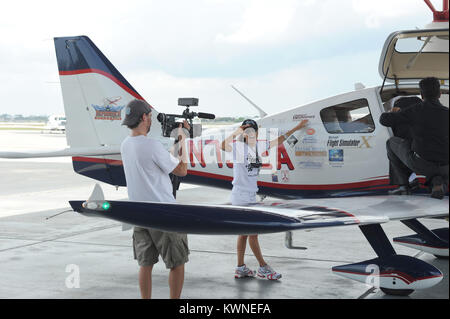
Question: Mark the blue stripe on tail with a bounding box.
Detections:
[54,36,141,98]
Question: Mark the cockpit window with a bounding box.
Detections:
[320,99,375,134]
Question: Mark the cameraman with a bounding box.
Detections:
[120,99,190,299]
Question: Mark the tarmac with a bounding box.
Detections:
[0,130,448,299]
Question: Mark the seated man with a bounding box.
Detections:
[379,77,449,199]
[384,96,423,192]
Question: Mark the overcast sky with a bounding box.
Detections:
[0,0,435,117]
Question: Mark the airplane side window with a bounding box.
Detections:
[320,99,375,134]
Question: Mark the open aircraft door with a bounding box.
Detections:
[379,28,449,84]
[377,28,449,151]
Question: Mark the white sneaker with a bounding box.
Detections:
[235,264,256,279]
[257,264,282,280]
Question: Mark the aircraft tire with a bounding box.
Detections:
[380,288,414,296]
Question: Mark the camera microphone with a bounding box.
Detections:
[157,97,216,138]
[197,112,215,120]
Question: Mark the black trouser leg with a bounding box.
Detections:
[387,137,449,192]
[386,137,412,186]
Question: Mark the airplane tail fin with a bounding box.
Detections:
[54,36,161,186]
[54,36,160,149]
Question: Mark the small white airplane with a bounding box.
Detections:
[1,0,448,297]
[44,114,66,132]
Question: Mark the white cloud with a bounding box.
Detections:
[352,0,426,28]
[215,0,299,45]
[129,49,380,117]
[0,0,433,116]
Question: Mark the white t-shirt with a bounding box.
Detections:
[120,135,180,203]
[227,140,269,193]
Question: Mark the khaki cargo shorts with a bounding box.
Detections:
[132,226,189,269]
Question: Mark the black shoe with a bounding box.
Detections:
[388,186,411,195]
[430,176,445,200]
[409,178,420,191]
[431,184,445,200]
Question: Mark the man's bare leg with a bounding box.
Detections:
[139,265,153,299]
[169,264,185,299]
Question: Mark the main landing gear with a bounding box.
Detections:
[332,223,445,297]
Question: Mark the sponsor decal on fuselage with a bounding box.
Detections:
[306,128,316,135]
[327,136,373,148]
[272,173,279,182]
[281,169,290,183]
[298,161,323,169]
[295,150,327,157]
[294,145,327,169]
[286,135,299,147]
[328,149,344,167]
[293,113,315,121]
[301,136,319,145]
[329,149,344,162]
[327,137,360,148]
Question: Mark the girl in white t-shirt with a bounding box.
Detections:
[221,118,308,280]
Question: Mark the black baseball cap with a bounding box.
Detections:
[242,119,258,131]
[122,99,152,126]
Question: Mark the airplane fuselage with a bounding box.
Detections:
[71,83,448,199]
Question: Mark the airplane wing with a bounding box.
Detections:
[70,186,449,294]
[0,146,120,159]
[69,187,448,235]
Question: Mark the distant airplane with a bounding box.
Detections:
[44,114,66,132]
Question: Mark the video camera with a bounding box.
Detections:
[157,98,215,138]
